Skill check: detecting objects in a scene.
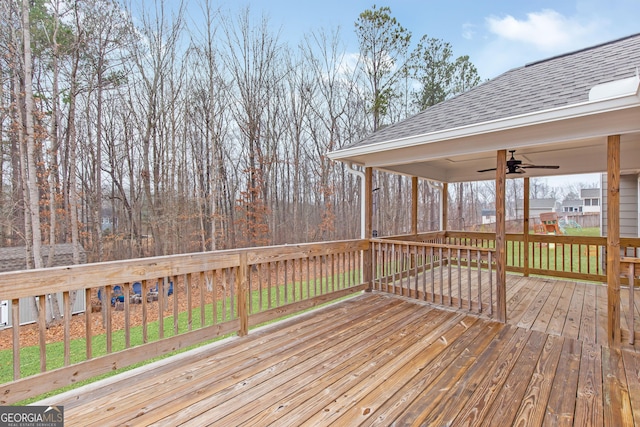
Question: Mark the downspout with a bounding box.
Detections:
[345,164,443,236]
[346,162,366,239]
[346,163,367,283]
[425,180,444,230]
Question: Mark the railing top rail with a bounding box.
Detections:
[371,238,495,254]
[443,230,496,239]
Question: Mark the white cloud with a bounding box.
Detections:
[462,23,476,40]
[485,9,596,52]
[471,8,617,78]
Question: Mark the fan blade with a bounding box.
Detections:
[477,167,497,173]
[521,165,560,169]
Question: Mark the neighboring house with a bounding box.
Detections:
[101,206,117,233]
[581,187,601,214]
[561,199,583,214]
[481,209,496,224]
[102,216,116,233]
[516,198,559,220]
[601,173,639,238]
[0,244,86,329]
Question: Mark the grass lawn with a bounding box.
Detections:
[1,270,361,404]
[564,226,601,237]
[506,226,603,273]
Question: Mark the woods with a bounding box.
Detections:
[0,1,483,263]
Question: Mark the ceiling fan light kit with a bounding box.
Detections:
[477,150,560,174]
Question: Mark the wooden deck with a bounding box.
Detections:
[37,276,640,426]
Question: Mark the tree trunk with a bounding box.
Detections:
[66,3,83,323]
[21,0,43,269]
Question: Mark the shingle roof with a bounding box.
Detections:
[562,199,583,208]
[0,244,86,272]
[580,188,600,198]
[517,198,558,209]
[348,33,640,149]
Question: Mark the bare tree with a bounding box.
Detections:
[128,0,185,255]
[20,0,44,269]
[221,8,284,247]
[189,1,231,250]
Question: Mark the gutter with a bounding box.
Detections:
[425,180,444,230]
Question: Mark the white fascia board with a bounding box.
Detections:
[327,93,640,163]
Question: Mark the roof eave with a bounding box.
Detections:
[327,92,640,165]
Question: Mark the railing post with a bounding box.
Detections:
[495,150,507,322]
[237,252,249,337]
[411,176,418,235]
[629,262,635,345]
[442,183,448,232]
[523,177,530,277]
[364,167,373,291]
[607,134,621,347]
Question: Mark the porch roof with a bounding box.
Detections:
[328,33,640,183]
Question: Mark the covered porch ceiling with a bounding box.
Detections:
[329,93,640,183]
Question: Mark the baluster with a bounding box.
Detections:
[630,263,635,345]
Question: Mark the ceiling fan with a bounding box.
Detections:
[477,150,560,174]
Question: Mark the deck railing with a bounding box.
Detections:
[408,231,640,283]
[371,238,496,315]
[0,239,368,404]
[449,232,640,282]
[621,257,640,344]
[3,231,639,404]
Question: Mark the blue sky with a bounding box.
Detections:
[200,0,640,79]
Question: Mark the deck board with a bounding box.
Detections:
[298,314,475,426]
[410,323,518,427]
[483,329,548,425]
[547,281,575,336]
[93,297,420,426]
[532,280,567,333]
[517,279,553,330]
[36,276,640,426]
[621,349,640,425]
[580,284,598,343]
[575,340,604,426]
[509,277,546,325]
[363,321,505,426]
[596,285,609,347]
[452,327,532,426]
[512,334,564,426]
[563,281,586,340]
[603,346,633,426]
[324,316,486,426]
[544,337,582,426]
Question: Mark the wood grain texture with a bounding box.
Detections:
[496,149,507,322]
[512,334,564,427]
[608,134,621,347]
[30,289,640,427]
